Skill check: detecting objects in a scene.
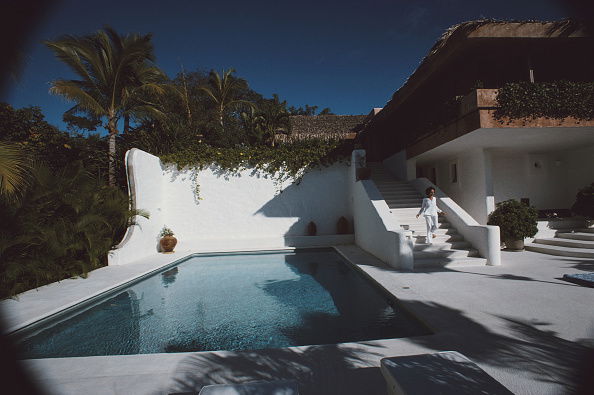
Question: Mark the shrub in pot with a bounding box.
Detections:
[487,199,538,251]
[159,226,177,253]
[571,183,594,226]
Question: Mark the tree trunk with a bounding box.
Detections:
[107,115,118,187]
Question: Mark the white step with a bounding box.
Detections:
[413,241,471,251]
[380,192,421,198]
[534,238,594,249]
[558,232,594,241]
[388,203,423,209]
[400,226,457,235]
[414,256,488,269]
[525,243,594,258]
[413,234,464,243]
[575,228,594,233]
[413,248,479,259]
[386,199,423,205]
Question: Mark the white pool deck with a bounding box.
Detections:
[2,245,593,395]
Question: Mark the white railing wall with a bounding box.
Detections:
[351,150,414,270]
[410,178,501,266]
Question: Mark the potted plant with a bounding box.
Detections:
[159,226,177,253]
[571,183,594,228]
[487,199,538,251]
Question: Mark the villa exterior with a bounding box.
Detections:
[360,20,594,225]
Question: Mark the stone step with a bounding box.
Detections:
[533,237,594,249]
[401,224,453,232]
[414,256,488,269]
[525,243,594,258]
[413,241,471,251]
[386,199,423,205]
[413,248,479,259]
[574,228,594,234]
[380,191,421,198]
[388,203,423,209]
[557,232,594,241]
[413,234,464,243]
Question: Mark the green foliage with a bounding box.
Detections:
[45,26,170,185]
[159,226,174,237]
[0,142,34,202]
[571,183,594,218]
[0,102,109,182]
[161,138,353,185]
[0,162,145,299]
[487,199,538,241]
[495,81,594,121]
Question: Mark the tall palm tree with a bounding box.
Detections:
[45,27,168,186]
[199,68,253,131]
[0,142,33,202]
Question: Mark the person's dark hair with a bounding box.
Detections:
[425,187,436,196]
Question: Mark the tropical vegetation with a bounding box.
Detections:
[1,26,337,298]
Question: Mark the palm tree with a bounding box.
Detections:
[257,94,290,146]
[0,142,33,202]
[45,27,168,186]
[199,68,253,131]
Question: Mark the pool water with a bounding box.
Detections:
[16,248,430,358]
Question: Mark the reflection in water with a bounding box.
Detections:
[16,249,429,358]
[161,266,179,287]
[18,290,140,359]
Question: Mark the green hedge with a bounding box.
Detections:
[495,81,594,120]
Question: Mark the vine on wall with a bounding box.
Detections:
[495,80,594,121]
[160,139,353,197]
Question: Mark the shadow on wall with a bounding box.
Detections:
[255,170,351,237]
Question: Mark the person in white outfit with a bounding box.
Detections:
[416,187,445,244]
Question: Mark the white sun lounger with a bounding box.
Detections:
[380,351,514,395]
[197,380,299,395]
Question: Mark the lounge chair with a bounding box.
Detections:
[380,351,514,394]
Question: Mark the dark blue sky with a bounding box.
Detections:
[5,0,568,130]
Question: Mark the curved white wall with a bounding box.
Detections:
[109,149,352,265]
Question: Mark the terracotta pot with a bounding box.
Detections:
[356,168,372,181]
[307,221,317,236]
[505,239,524,251]
[160,236,177,252]
[337,216,350,234]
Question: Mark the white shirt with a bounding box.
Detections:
[418,197,442,217]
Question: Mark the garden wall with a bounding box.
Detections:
[109,149,353,265]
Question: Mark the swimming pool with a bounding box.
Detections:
[15,248,430,358]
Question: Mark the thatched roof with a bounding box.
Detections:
[288,115,366,139]
[370,19,590,124]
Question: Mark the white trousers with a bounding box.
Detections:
[424,215,439,244]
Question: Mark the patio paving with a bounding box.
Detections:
[2,246,593,395]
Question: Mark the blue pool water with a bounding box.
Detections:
[16,248,430,358]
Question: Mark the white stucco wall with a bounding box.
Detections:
[491,144,594,210]
[417,149,493,224]
[110,149,353,265]
[351,150,414,270]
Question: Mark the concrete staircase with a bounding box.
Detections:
[367,163,487,269]
[526,228,594,258]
